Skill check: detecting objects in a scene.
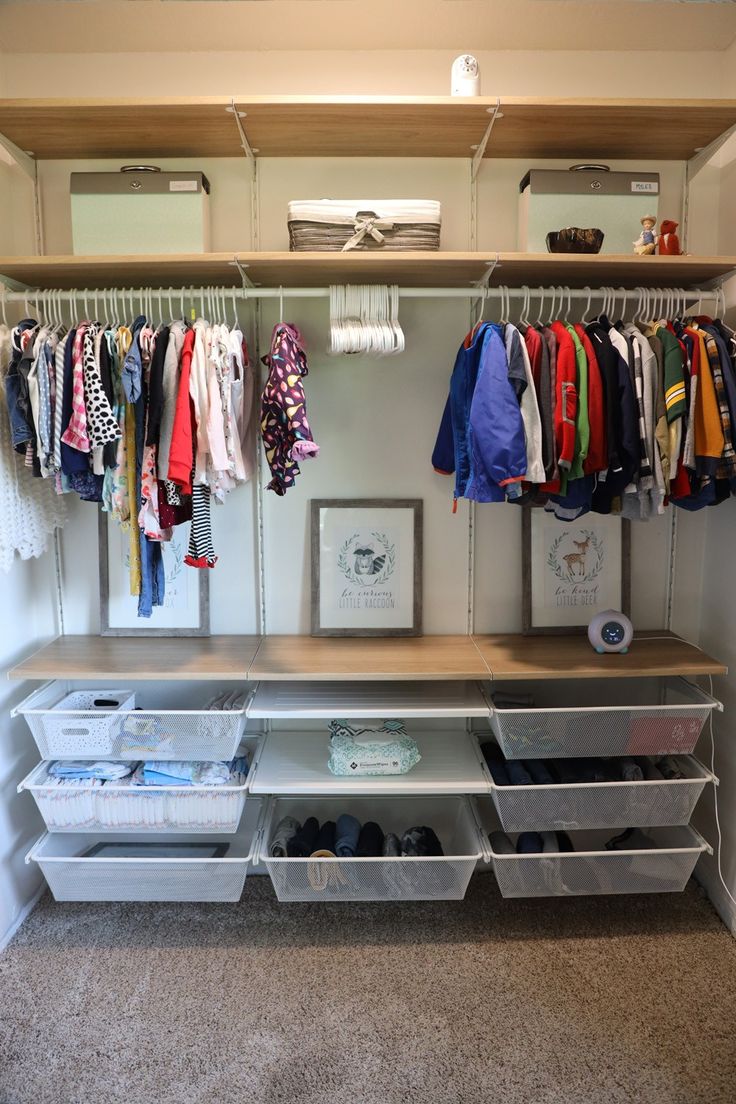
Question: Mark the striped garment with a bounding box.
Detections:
[704,334,736,478]
[185,483,217,568]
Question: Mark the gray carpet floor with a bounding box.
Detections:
[1,872,735,1104]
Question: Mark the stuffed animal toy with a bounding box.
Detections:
[658,219,682,256]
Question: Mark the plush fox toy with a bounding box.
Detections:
[658,220,682,256]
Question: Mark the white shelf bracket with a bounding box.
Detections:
[226,100,258,165]
[686,122,736,184]
[0,130,36,182]
[230,256,257,290]
[470,98,503,183]
[474,253,500,290]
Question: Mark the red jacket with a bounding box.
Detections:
[550,321,578,473]
[167,328,196,492]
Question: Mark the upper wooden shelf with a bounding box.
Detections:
[1,252,734,292]
[473,632,727,681]
[0,96,735,161]
[9,635,261,682]
[8,632,726,682]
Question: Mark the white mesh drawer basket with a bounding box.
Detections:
[485,824,710,898]
[487,677,720,760]
[26,800,263,902]
[486,750,715,833]
[14,680,251,761]
[287,199,441,252]
[257,795,484,903]
[18,737,262,834]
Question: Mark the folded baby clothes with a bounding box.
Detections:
[382,833,401,857]
[328,719,421,777]
[505,760,533,786]
[489,830,515,855]
[619,758,644,782]
[311,820,337,857]
[270,816,301,858]
[541,831,559,853]
[636,758,665,781]
[138,760,232,786]
[335,813,361,857]
[47,761,136,781]
[605,827,657,851]
[549,758,609,784]
[400,826,443,857]
[555,831,575,852]
[525,759,555,785]
[205,690,248,711]
[481,742,510,786]
[656,756,685,780]
[356,821,385,857]
[516,832,544,854]
[287,816,320,857]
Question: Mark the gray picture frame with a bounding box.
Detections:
[98,512,210,637]
[522,508,631,635]
[311,498,423,637]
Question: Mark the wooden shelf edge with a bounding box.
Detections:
[7,631,726,682]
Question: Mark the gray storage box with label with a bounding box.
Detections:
[71,166,211,255]
[518,165,659,255]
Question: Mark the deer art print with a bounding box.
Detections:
[561,535,591,579]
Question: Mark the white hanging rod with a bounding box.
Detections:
[0,284,723,303]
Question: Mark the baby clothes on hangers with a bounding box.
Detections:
[260,322,319,495]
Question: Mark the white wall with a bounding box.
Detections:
[0,557,58,947]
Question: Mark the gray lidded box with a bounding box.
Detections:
[518,165,660,255]
[71,166,211,255]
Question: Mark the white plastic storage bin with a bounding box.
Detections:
[258,795,484,903]
[14,680,252,761]
[27,800,262,902]
[485,824,710,898]
[16,688,134,757]
[18,737,261,834]
[486,750,714,833]
[487,678,719,760]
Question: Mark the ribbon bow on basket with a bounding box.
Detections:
[342,212,396,251]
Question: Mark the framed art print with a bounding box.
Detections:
[311,499,423,637]
[522,509,631,634]
[98,513,210,637]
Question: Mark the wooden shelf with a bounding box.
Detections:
[2,252,734,292]
[8,632,725,683]
[8,635,261,682]
[249,635,489,682]
[473,632,727,681]
[1,96,735,161]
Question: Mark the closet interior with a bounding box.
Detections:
[2,92,735,919]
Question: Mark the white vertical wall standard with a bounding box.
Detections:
[0,557,58,947]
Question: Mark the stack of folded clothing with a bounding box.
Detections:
[46,761,136,785]
[269,812,444,859]
[131,756,248,787]
[481,743,685,786]
[489,830,574,855]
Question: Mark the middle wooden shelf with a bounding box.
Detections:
[1,251,734,291]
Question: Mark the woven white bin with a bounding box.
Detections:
[27,800,263,902]
[487,752,714,833]
[485,825,710,898]
[19,737,261,834]
[258,795,484,903]
[20,688,134,757]
[488,677,720,760]
[14,680,251,761]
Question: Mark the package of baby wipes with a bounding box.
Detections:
[327,719,421,777]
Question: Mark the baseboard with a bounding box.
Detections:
[0,882,46,954]
[694,869,736,937]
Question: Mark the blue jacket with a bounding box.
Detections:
[432,323,527,504]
